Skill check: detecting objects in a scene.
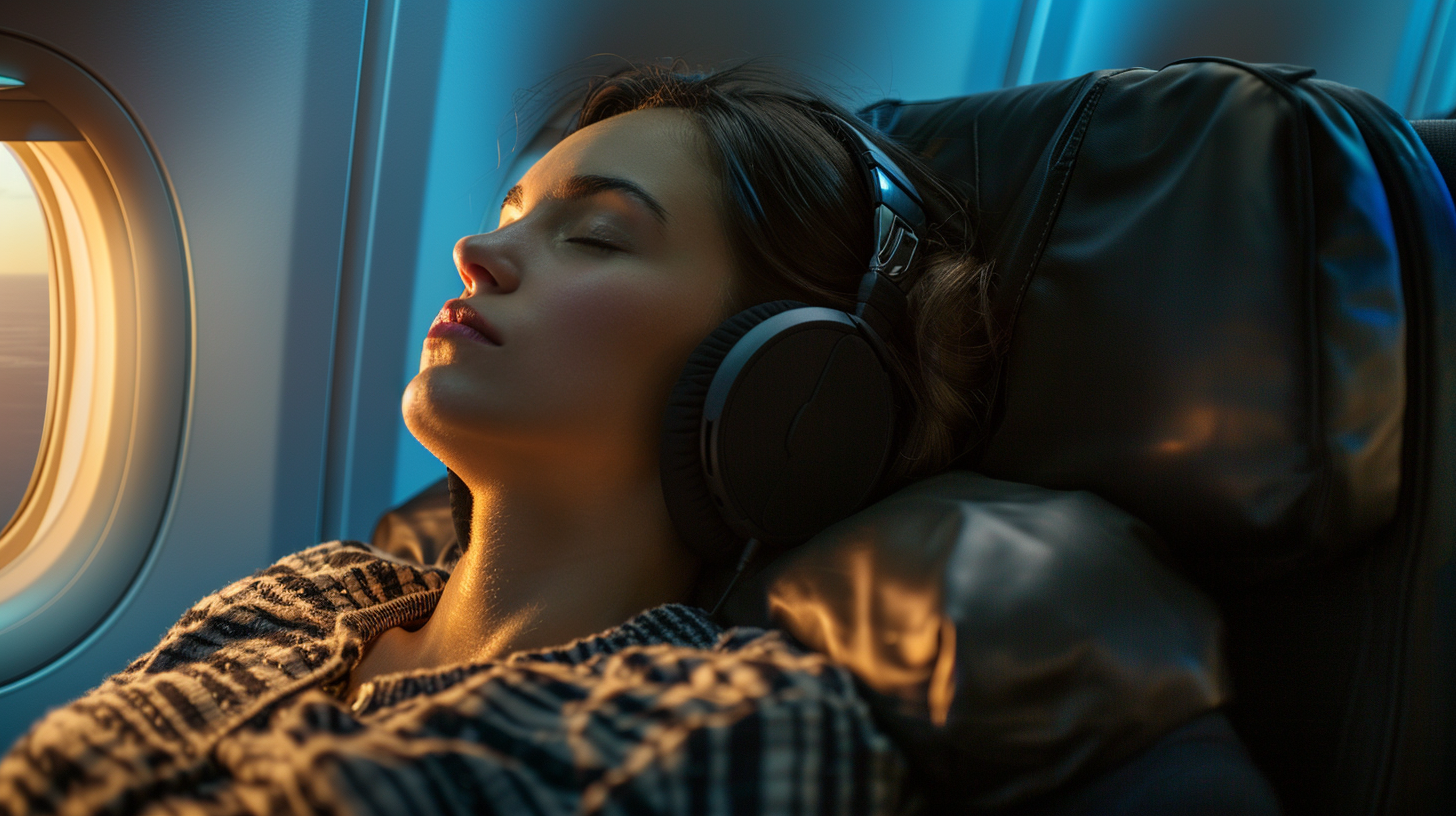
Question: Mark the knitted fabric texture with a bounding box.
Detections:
[0,541,904,815]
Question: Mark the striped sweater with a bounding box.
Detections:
[0,542,905,815]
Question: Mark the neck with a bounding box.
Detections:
[391,461,701,671]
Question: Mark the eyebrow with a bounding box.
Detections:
[501,174,669,225]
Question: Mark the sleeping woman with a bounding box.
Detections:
[0,63,998,814]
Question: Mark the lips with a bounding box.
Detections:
[428,300,502,346]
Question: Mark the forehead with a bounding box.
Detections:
[519,108,716,208]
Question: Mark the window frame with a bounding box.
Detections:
[0,33,189,688]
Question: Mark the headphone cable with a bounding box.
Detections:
[709,537,760,618]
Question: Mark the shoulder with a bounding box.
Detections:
[251,539,451,588]
[0,542,449,811]
[200,540,445,614]
[119,540,447,677]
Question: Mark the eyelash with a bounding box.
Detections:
[566,236,622,253]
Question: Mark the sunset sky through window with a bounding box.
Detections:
[0,145,46,276]
[0,145,50,527]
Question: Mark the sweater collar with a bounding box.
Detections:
[340,601,725,715]
[521,602,724,663]
[340,592,724,668]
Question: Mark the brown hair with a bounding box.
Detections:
[573,62,997,481]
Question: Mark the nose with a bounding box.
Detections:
[453,232,520,295]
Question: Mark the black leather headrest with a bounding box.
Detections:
[724,471,1226,808]
[863,58,1444,580]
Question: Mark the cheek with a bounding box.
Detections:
[545,276,721,377]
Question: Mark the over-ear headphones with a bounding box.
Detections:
[659,113,928,569]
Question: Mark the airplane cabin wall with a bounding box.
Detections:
[0,0,369,744]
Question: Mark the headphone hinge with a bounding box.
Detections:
[854,270,908,342]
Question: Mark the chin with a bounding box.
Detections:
[401,366,493,460]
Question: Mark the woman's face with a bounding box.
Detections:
[403,107,737,479]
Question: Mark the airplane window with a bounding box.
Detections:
[0,40,188,690]
[0,144,52,535]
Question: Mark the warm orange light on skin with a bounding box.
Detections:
[353,109,740,694]
[404,108,736,494]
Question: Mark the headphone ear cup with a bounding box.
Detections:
[661,300,807,564]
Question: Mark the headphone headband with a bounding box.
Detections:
[823,114,928,282]
[814,113,927,342]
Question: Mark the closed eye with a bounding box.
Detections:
[566,236,625,253]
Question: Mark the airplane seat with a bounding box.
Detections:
[371,57,1455,814]
[853,57,1455,814]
